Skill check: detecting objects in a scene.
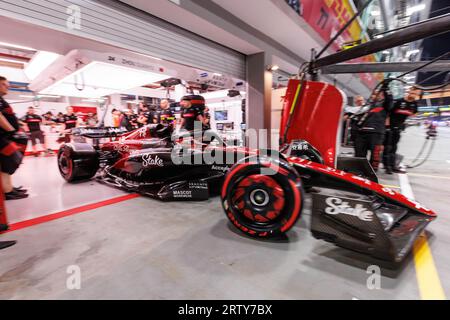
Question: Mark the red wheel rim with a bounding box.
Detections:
[231,174,285,223]
[59,154,72,176]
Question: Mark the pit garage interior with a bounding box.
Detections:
[0,0,449,300]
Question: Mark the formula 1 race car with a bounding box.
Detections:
[57,80,437,262]
[57,124,234,201]
[220,80,436,262]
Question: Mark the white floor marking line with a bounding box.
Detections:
[408,173,450,180]
[398,174,414,199]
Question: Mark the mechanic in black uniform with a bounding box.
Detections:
[383,88,419,174]
[0,76,28,200]
[346,95,366,145]
[179,95,205,132]
[129,111,139,129]
[354,82,393,172]
[154,99,176,127]
[143,105,156,125]
[202,107,211,131]
[120,109,136,131]
[20,106,50,156]
[60,106,78,143]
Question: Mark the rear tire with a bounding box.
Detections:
[221,155,303,238]
[58,145,99,182]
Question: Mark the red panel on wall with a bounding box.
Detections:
[71,106,97,114]
[71,106,97,121]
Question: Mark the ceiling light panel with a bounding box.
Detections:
[0,41,36,51]
[25,51,61,81]
[40,61,170,99]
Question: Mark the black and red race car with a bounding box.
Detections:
[58,124,247,200]
[222,80,436,262]
[57,80,437,262]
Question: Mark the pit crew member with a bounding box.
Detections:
[20,106,51,156]
[154,99,176,127]
[0,76,28,200]
[59,107,78,143]
[354,83,393,172]
[179,95,205,132]
[383,88,419,174]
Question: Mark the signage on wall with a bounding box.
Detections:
[195,71,229,88]
[285,0,381,88]
[102,54,166,74]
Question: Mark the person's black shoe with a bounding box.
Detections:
[13,187,28,193]
[393,167,407,174]
[0,241,16,250]
[385,167,393,175]
[14,186,28,192]
[5,190,29,200]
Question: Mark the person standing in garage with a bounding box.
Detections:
[383,88,419,174]
[60,106,78,143]
[202,107,211,131]
[179,95,205,132]
[119,109,135,131]
[0,76,28,200]
[354,83,393,172]
[154,99,176,127]
[347,95,366,144]
[20,106,50,156]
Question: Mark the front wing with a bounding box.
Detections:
[289,157,436,262]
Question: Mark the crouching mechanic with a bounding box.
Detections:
[20,106,51,156]
[383,88,419,174]
[0,76,28,200]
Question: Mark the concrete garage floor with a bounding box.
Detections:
[0,126,448,300]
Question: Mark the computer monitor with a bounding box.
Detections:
[214,110,228,121]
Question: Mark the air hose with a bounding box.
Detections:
[405,124,438,169]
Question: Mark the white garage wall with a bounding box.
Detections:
[0,66,28,83]
[271,88,286,131]
[10,100,101,118]
[207,100,243,131]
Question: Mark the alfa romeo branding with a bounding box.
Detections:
[142,154,164,167]
[113,143,130,154]
[137,127,148,138]
[324,197,374,222]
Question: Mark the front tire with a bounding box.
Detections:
[58,145,99,182]
[221,155,303,238]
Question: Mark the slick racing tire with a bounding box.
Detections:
[58,145,99,182]
[221,155,303,238]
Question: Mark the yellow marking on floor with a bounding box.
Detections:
[408,173,450,180]
[398,173,446,300]
[413,234,446,300]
